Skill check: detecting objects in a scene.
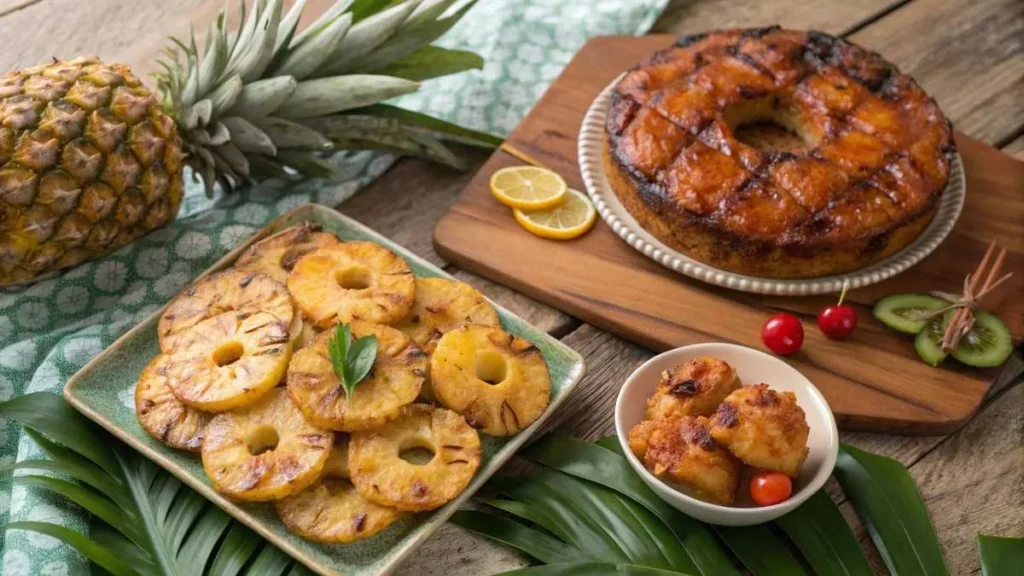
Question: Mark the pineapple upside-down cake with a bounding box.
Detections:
[604,27,955,278]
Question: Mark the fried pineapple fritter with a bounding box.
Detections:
[235,224,341,284]
[430,326,551,436]
[709,384,809,477]
[158,269,295,352]
[134,354,210,451]
[287,242,415,328]
[276,435,405,543]
[287,322,424,431]
[349,404,481,512]
[645,357,741,420]
[201,388,332,501]
[630,416,741,505]
[165,312,291,412]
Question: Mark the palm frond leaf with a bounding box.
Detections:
[0,392,313,576]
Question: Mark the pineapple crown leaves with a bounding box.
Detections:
[154,0,500,196]
[327,323,379,399]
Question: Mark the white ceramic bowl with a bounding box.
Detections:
[615,343,839,526]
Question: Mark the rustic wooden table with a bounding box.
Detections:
[2,0,1021,574]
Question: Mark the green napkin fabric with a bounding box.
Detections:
[0,1,668,574]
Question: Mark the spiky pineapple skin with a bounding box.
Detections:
[0,56,183,286]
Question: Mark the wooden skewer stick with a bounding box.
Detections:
[941,240,1006,351]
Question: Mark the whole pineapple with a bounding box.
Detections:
[0,0,495,287]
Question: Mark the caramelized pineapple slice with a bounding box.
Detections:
[201,388,332,501]
[166,312,291,412]
[276,434,405,543]
[287,321,425,431]
[158,269,295,352]
[430,326,551,436]
[235,224,341,284]
[287,242,414,328]
[394,278,500,355]
[349,404,481,512]
[134,354,211,451]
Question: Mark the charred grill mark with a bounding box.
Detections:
[741,25,781,38]
[250,346,282,356]
[442,444,463,450]
[298,433,330,445]
[279,457,301,481]
[675,32,708,48]
[412,368,426,378]
[411,480,428,498]
[447,459,470,465]
[139,399,155,414]
[258,330,290,346]
[280,246,316,270]
[353,513,367,532]
[500,400,520,433]
[239,272,258,288]
[714,403,739,428]
[684,421,718,452]
[184,285,197,296]
[425,304,445,314]
[669,378,700,397]
[410,314,420,324]
[237,458,268,490]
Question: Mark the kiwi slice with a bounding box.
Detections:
[874,294,951,334]
[949,311,1014,368]
[915,313,951,367]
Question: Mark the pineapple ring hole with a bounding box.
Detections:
[398,439,436,466]
[245,425,280,456]
[335,265,372,290]
[475,349,508,385]
[212,341,244,367]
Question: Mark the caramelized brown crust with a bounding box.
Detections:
[605,27,954,278]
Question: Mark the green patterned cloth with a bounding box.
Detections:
[0,1,667,574]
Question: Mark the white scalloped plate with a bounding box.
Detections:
[577,76,965,296]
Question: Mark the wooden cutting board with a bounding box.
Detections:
[434,35,1023,435]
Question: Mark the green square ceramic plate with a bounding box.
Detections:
[64,204,586,576]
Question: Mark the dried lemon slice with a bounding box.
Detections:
[513,188,596,240]
[490,166,567,210]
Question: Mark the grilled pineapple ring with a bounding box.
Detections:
[134,354,210,451]
[201,388,332,501]
[430,326,551,436]
[394,278,500,355]
[349,404,481,512]
[287,242,414,328]
[276,435,405,543]
[158,269,295,352]
[235,224,341,284]
[166,312,291,412]
[287,322,425,431]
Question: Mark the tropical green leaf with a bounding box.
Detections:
[278,75,420,119]
[834,443,949,576]
[376,45,483,81]
[450,510,592,565]
[355,0,476,72]
[4,521,138,576]
[497,562,690,576]
[317,0,421,76]
[523,435,736,575]
[713,525,805,576]
[0,392,317,576]
[347,103,501,147]
[775,490,873,575]
[977,535,1024,576]
[276,150,337,178]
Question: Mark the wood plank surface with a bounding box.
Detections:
[654,0,903,36]
[2,1,1022,575]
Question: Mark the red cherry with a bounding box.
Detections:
[750,471,793,506]
[818,305,857,339]
[762,313,803,355]
[817,282,857,339]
